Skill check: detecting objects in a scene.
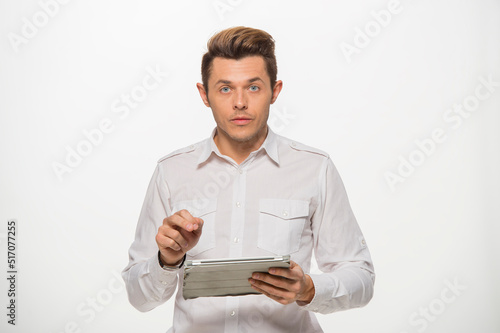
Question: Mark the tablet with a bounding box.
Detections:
[182,255,290,299]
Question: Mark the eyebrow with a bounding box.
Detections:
[214,77,264,86]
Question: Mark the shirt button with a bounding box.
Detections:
[291,142,297,147]
[162,281,167,285]
[189,145,195,149]
[282,210,288,217]
[236,202,241,208]
[230,310,236,316]
[233,237,239,243]
[238,169,243,174]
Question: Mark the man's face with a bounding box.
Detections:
[197,56,282,145]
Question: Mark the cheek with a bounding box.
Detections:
[211,108,224,123]
[210,94,231,108]
[210,103,231,124]
[256,100,271,117]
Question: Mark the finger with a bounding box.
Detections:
[249,283,282,301]
[253,286,293,305]
[267,267,297,280]
[268,261,301,280]
[177,209,200,231]
[163,227,189,248]
[252,272,295,290]
[248,278,295,303]
[156,232,183,251]
[191,218,204,236]
[165,210,197,232]
[250,273,298,294]
[176,217,203,241]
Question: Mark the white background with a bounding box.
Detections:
[1,0,499,332]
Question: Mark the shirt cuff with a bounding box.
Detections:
[147,253,180,289]
[299,269,371,314]
[158,251,186,271]
[297,274,327,312]
[297,273,350,313]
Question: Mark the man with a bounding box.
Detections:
[122,26,375,332]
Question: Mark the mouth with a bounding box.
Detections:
[230,117,252,125]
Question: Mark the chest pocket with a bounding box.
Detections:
[257,199,309,255]
[171,199,217,257]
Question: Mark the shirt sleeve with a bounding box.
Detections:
[121,163,179,312]
[299,157,375,314]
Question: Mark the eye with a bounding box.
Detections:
[220,87,231,93]
[249,85,260,92]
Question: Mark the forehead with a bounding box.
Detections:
[210,56,269,85]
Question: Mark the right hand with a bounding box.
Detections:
[155,209,204,266]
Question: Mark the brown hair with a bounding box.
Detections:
[201,26,277,92]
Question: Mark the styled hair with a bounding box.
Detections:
[201,26,277,92]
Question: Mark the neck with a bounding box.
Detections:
[214,126,268,164]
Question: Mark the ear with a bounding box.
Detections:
[196,83,210,107]
[270,80,283,104]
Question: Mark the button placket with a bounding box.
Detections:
[224,297,239,332]
[229,166,245,259]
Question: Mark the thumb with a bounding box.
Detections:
[192,218,204,236]
[289,260,301,272]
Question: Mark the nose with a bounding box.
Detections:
[233,89,248,110]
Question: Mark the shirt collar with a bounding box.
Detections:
[197,126,280,166]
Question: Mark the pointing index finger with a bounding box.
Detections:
[192,217,204,235]
[176,209,203,232]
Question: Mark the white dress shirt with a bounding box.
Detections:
[122,127,375,333]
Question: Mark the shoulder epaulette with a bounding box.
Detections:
[157,143,197,163]
[288,140,329,158]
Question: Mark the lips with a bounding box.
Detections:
[230,116,252,125]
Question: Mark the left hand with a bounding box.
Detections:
[248,260,315,305]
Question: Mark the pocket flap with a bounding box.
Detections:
[259,199,309,220]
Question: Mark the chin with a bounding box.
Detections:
[229,133,255,143]
[219,123,266,143]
